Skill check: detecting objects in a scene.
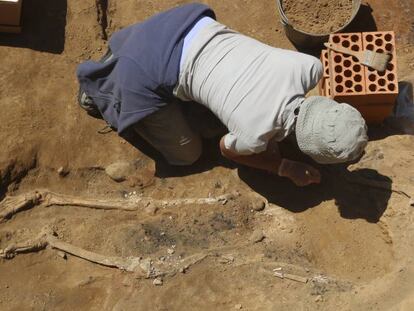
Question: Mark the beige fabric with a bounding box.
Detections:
[134,102,202,166]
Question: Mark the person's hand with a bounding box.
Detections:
[278,159,321,187]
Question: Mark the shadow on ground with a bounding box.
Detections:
[238,165,391,223]
[0,0,67,54]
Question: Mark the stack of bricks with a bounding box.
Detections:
[319,31,398,124]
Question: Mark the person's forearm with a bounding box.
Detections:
[219,137,282,174]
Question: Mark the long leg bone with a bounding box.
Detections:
[47,236,144,273]
[0,234,210,278]
[43,191,238,209]
[0,190,239,222]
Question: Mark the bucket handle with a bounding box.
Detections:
[276,0,291,28]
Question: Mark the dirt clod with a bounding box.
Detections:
[250,200,266,212]
[250,229,265,243]
[105,161,136,182]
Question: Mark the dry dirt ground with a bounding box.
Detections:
[1,0,414,310]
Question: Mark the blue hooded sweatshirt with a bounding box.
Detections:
[76,3,215,134]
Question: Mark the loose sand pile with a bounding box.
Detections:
[282,0,353,34]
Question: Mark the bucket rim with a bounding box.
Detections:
[276,0,362,37]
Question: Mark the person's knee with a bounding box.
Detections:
[165,137,202,166]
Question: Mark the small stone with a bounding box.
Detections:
[145,203,159,215]
[57,166,68,177]
[218,255,235,264]
[153,278,163,286]
[409,199,414,207]
[250,229,265,243]
[315,295,323,302]
[57,251,67,259]
[234,304,242,309]
[167,248,175,255]
[105,161,136,182]
[251,200,266,211]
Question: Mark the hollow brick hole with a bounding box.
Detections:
[365,34,374,42]
[345,80,353,88]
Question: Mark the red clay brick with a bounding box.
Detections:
[320,49,330,78]
[328,33,366,105]
[362,31,398,104]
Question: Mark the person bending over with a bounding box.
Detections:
[77,3,368,187]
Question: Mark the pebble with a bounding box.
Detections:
[57,251,67,259]
[105,161,136,182]
[167,248,175,255]
[145,203,159,216]
[250,229,265,243]
[250,200,266,211]
[314,295,323,302]
[153,278,163,286]
[409,199,414,207]
[234,304,242,309]
[218,255,235,264]
[57,166,68,177]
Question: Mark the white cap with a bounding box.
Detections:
[295,96,368,164]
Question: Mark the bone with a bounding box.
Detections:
[0,191,42,223]
[46,236,145,273]
[0,190,239,222]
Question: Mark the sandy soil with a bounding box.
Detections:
[0,0,414,310]
[282,0,353,34]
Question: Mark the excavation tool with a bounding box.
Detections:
[324,42,391,72]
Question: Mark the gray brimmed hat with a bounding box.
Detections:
[295,96,368,164]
